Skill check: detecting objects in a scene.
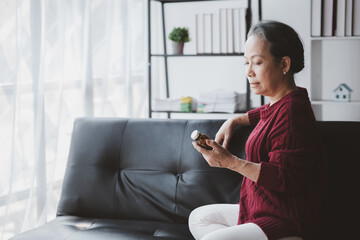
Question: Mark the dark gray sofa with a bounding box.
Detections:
[11,118,360,239]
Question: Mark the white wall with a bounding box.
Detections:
[262,0,311,90]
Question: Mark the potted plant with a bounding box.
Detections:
[168,27,190,55]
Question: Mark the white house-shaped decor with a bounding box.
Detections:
[333,83,352,102]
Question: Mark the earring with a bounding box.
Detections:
[283,71,286,75]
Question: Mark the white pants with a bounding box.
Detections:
[188,204,303,240]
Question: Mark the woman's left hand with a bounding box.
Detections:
[192,139,235,169]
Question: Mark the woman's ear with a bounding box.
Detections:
[281,56,291,74]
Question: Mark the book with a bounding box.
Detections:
[195,14,204,54]
[345,0,353,36]
[353,0,360,35]
[336,0,346,36]
[239,8,247,52]
[153,98,181,112]
[219,9,227,54]
[232,9,241,53]
[197,90,248,113]
[203,14,213,54]
[322,0,335,36]
[226,8,234,53]
[312,0,322,36]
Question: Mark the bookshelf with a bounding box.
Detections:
[147,0,264,118]
[310,0,360,121]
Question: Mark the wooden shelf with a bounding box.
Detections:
[151,53,245,57]
[151,0,221,3]
[152,110,249,114]
[311,100,360,106]
[311,36,360,41]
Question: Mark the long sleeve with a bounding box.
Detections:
[256,101,318,193]
[239,87,323,240]
[257,142,316,193]
[247,104,267,127]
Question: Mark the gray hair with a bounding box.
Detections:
[248,20,304,74]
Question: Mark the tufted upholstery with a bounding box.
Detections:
[11,118,251,240]
[10,118,360,239]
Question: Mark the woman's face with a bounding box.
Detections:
[244,35,285,97]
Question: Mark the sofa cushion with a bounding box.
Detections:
[10,216,193,240]
[57,118,249,223]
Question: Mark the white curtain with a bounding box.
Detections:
[0,0,147,239]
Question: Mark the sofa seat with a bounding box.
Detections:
[13,216,193,240]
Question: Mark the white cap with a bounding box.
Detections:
[191,130,200,140]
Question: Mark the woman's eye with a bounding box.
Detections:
[244,62,249,65]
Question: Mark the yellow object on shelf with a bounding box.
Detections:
[181,96,193,112]
[181,96,193,104]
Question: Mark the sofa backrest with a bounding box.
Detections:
[57,118,251,224]
[316,121,360,238]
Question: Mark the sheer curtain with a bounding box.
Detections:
[0,0,147,239]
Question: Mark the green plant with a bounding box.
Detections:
[168,27,190,43]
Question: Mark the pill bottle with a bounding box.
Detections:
[191,130,212,150]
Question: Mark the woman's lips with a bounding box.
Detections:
[250,82,260,87]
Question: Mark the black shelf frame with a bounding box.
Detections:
[151,53,245,57]
[147,0,264,118]
[152,110,249,114]
[153,0,231,3]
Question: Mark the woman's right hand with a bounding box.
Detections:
[215,118,235,149]
[215,114,250,149]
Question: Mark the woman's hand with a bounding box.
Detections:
[215,114,250,149]
[192,139,235,169]
[192,136,261,182]
[215,118,235,149]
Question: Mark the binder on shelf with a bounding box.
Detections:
[203,14,213,54]
[322,0,335,36]
[239,8,247,52]
[226,8,234,53]
[219,9,227,54]
[345,0,353,36]
[312,0,322,36]
[353,0,360,35]
[212,11,220,54]
[195,14,204,54]
[233,9,241,53]
[232,8,247,53]
[336,0,346,36]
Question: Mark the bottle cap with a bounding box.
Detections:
[191,130,200,140]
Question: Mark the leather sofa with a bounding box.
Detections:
[11,118,360,240]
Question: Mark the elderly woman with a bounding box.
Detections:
[189,20,325,240]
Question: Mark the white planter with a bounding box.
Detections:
[171,41,184,55]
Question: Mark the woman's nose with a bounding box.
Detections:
[246,65,254,78]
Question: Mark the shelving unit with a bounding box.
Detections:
[147,0,263,118]
[310,36,360,121]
